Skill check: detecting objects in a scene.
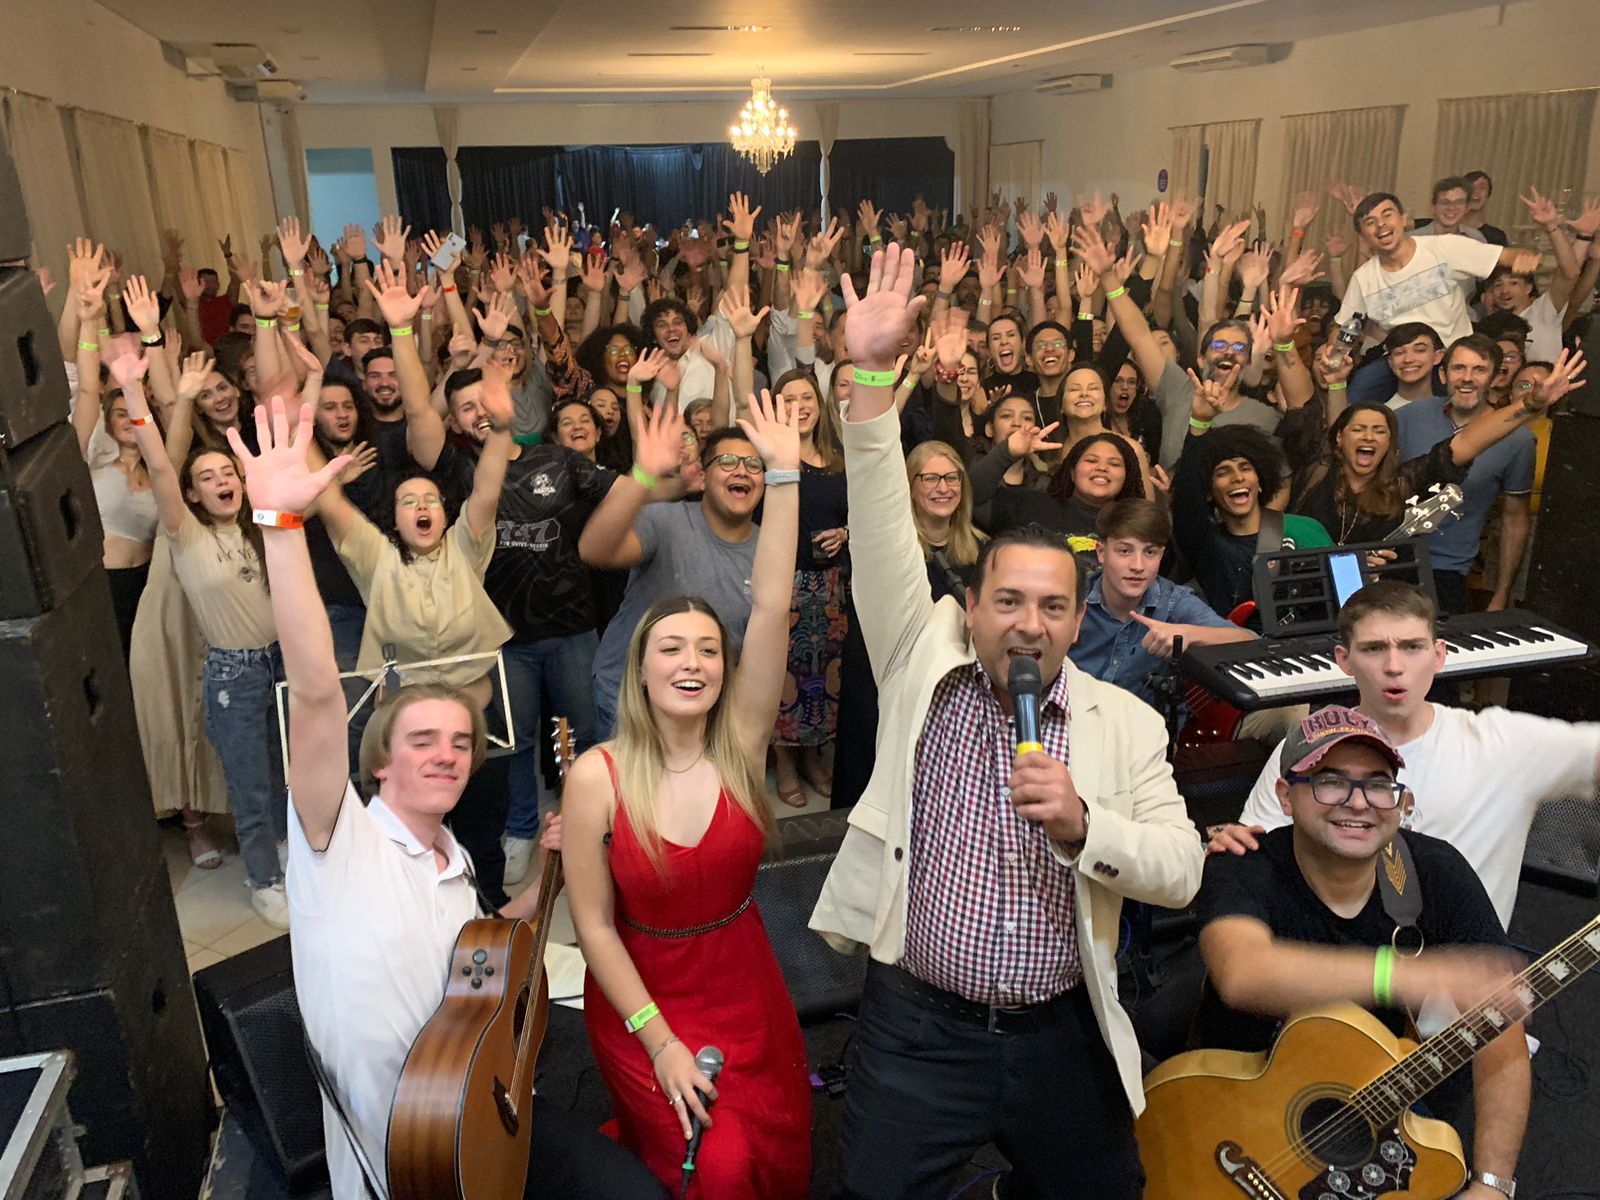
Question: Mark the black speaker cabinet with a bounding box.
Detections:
[0,136,28,263]
[0,421,101,619]
[193,936,327,1193]
[0,268,68,451]
[753,849,866,1022]
[0,570,162,1001]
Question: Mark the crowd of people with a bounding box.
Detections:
[51,164,1600,1198]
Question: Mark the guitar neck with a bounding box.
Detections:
[1361,915,1600,1116]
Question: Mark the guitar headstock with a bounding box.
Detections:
[550,717,574,782]
[1397,483,1464,536]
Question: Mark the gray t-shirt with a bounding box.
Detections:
[591,500,758,698]
[1152,358,1281,472]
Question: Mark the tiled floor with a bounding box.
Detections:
[168,776,833,970]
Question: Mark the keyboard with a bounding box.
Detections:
[1182,609,1592,710]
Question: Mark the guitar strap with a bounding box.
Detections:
[1375,831,1425,1040]
[303,1031,391,1200]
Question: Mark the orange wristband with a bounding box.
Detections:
[251,509,305,529]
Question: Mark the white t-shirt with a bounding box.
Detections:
[1335,235,1502,345]
[288,785,480,1200]
[1240,705,1600,928]
[1517,292,1568,365]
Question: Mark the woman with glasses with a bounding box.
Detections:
[769,369,850,808]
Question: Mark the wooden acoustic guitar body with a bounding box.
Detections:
[388,917,542,1200]
[1137,1004,1467,1200]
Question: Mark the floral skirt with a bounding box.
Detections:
[773,566,850,746]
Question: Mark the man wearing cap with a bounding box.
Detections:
[1193,705,1529,1198]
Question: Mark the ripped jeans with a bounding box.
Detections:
[202,645,288,889]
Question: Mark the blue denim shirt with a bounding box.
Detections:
[1069,574,1237,704]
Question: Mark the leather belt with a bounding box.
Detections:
[620,894,752,939]
[870,961,1083,1035]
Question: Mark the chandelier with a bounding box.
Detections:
[729,76,797,175]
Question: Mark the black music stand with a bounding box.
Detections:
[1253,537,1437,639]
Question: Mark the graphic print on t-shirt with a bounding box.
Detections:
[496,517,561,553]
[1366,263,1454,327]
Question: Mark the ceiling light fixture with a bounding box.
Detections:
[928,25,1023,33]
[729,75,796,176]
[669,24,772,32]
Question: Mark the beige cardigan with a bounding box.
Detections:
[809,405,1204,1115]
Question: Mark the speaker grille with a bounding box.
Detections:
[1522,794,1600,895]
[754,852,866,1022]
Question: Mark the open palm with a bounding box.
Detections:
[227,397,350,514]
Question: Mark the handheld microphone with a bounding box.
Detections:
[1007,655,1043,756]
[680,1046,724,1198]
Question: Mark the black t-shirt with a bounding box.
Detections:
[797,462,850,570]
[1288,438,1463,546]
[435,441,616,642]
[1193,827,1508,1056]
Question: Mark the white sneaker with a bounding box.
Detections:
[251,882,290,931]
[503,836,535,884]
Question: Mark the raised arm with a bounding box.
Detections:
[719,282,767,419]
[364,262,441,466]
[108,352,188,537]
[578,401,682,570]
[1073,222,1166,389]
[461,363,516,539]
[1452,347,1585,466]
[227,398,354,848]
[730,389,801,759]
[722,192,761,297]
[1521,188,1581,312]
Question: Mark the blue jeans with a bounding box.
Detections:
[202,645,288,888]
[326,603,369,774]
[593,671,619,743]
[500,633,599,839]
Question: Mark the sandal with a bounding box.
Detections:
[775,779,809,809]
[183,819,224,870]
[800,761,833,799]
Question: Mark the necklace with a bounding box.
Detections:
[1338,497,1361,544]
[662,749,705,775]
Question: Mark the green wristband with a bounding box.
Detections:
[796,310,813,319]
[77,340,99,352]
[1373,946,1395,1007]
[1327,382,1348,392]
[869,235,883,244]
[532,306,552,317]
[1077,311,1094,321]
[775,262,791,272]
[1189,417,1213,432]
[389,325,413,337]
[255,317,274,329]
[1273,341,1296,353]
[852,366,897,388]
[140,332,162,345]
[624,1000,659,1032]
[630,464,658,490]
[626,383,644,394]
[1104,285,1127,301]
[284,322,301,333]
[733,240,750,251]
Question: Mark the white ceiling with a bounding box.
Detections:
[98,0,1504,104]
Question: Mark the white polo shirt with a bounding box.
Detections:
[287,785,479,1200]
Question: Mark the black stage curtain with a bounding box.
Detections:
[456,145,563,235]
[390,147,451,236]
[826,136,954,218]
[557,142,822,229]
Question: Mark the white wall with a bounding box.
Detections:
[991,0,1600,218]
[293,98,974,216]
[1,0,270,168]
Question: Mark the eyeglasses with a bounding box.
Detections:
[604,345,634,358]
[915,471,962,487]
[710,453,764,473]
[1285,772,1405,809]
[1512,379,1538,392]
[398,495,444,510]
[681,431,699,446]
[1209,339,1249,354]
[1033,339,1068,353]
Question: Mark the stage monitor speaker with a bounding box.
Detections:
[0,268,68,451]
[0,140,28,263]
[0,571,165,1001]
[0,421,102,620]
[193,937,327,1194]
[754,848,866,1023]
[1516,410,1600,645]
[1520,794,1600,896]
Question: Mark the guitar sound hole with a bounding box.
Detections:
[1297,1096,1375,1168]
[512,986,530,1037]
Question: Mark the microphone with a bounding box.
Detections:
[680,1046,724,1198]
[1007,655,1043,756]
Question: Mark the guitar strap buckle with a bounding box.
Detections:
[1377,831,1424,956]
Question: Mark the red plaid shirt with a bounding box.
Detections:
[901,660,1083,1006]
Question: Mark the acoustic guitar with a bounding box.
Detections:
[1137,911,1600,1198]
[387,719,572,1200]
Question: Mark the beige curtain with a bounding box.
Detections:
[988,141,1042,218]
[1434,89,1598,233]
[276,105,310,222]
[955,98,991,220]
[1278,105,1405,241]
[815,101,840,212]
[432,104,463,234]
[193,140,244,268]
[67,109,163,279]
[144,128,211,270]
[226,146,278,256]
[1170,119,1260,223]
[2,92,86,299]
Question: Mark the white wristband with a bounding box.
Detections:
[764,468,800,487]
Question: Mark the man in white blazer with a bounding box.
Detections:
[811,245,1203,1199]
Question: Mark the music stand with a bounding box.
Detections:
[1253,537,1438,639]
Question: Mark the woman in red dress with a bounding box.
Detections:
[563,391,810,1198]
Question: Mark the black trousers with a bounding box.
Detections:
[524,1096,667,1199]
[837,965,1144,1200]
[447,756,510,907]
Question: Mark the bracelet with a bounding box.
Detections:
[796,310,813,319]
[852,367,896,388]
[140,332,162,345]
[1327,382,1348,392]
[98,327,111,338]
[77,340,99,352]
[933,362,960,385]
[869,234,883,244]
[1006,287,1018,295]
[626,383,644,394]
[1104,285,1127,301]
[1292,228,1306,238]
[775,262,790,272]
[442,284,458,294]
[289,268,305,277]
[254,317,274,329]
[251,509,305,529]
[1077,310,1094,321]
[128,415,153,427]
[1056,258,1070,269]
[624,1001,659,1033]
[532,306,552,317]
[630,464,658,489]
[316,303,329,312]
[420,312,434,321]
[389,325,413,337]
[732,240,750,252]
[1373,946,1396,1007]
[469,268,481,276]
[281,321,300,333]
[979,297,993,307]
[899,374,918,389]
[1189,417,1214,432]
[764,468,801,486]
[1273,341,1296,353]
[648,1034,680,1064]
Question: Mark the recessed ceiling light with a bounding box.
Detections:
[668,24,772,32]
[475,29,498,35]
[460,66,478,72]
[853,51,928,57]
[929,25,1023,33]
[628,51,714,57]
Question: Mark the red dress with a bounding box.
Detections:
[583,750,812,1198]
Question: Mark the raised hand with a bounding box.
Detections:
[931,307,970,370]
[718,280,769,339]
[1210,219,1253,268]
[614,256,648,295]
[107,350,151,391]
[631,398,688,480]
[420,230,460,274]
[1279,249,1326,287]
[856,199,882,239]
[178,352,214,401]
[792,269,828,315]
[540,222,574,277]
[1006,419,1064,461]
[1236,240,1272,292]
[1113,247,1144,285]
[1262,284,1305,345]
[774,211,801,260]
[277,216,310,268]
[477,360,516,430]
[1070,223,1115,277]
[724,191,762,244]
[475,292,518,343]
[228,396,351,514]
[372,215,411,266]
[489,252,516,294]
[579,254,607,294]
[179,268,204,303]
[362,261,423,327]
[1017,246,1047,290]
[1043,210,1070,256]
[737,386,801,472]
[338,442,379,485]
[1168,194,1197,231]
[1529,346,1587,411]
[751,236,777,272]
[123,275,161,333]
[161,228,184,267]
[937,242,971,294]
[68,237,106,291]
[1044,191,1059,215]
[679,236,710,271]
[1570,196,1600,239]
[342,222,368,262]
[806,217,845,271]
[1326,180,1363,217]
[516,257,552,308]
[842,243,928,370]
[1520,186,1562,230]
[247,278,290,319]
[1323,231,1351,258]
[1143,203,1174,258]
[628,346,671,385]
[1017,209,1045,249]
[1291,191,1319,233]
[1188,365,1241,420]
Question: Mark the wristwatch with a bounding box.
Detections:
[1474,1171,1516,1198]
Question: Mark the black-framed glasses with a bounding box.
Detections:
[914,471,962,487]
[710,453,764,473]
[1285,772,1405,809]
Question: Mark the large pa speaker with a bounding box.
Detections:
[193,936,327,1194]
[758,810,866,1022]
[0,421,102,620]
[0,141,28,263]
[0,267,68,451]
[1520,794,1600,896]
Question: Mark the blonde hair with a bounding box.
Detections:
[906,440,985,567]
[613,596,775,870]
[359,683,487,797]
